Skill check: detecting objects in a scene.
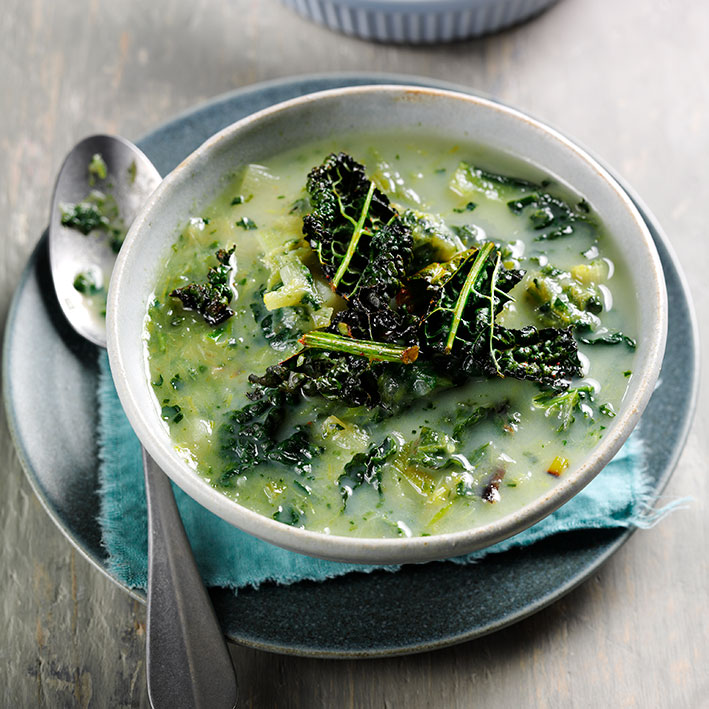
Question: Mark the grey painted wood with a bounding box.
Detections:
[1,0,707,706]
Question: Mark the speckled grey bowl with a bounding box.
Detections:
[281,0,560,43]
[107,85,667,564]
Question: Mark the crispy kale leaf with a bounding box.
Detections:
[303,152,410,296]
[418,243,581,390]
[473,325,582,391]
[249,349,382,409]
[250,342,440,416]
[170,246,236,326]
[218,388,322,484]
[303,153,416,345]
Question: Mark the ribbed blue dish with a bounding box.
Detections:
[281,0,559,43]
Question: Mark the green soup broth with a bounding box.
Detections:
[144,131,637,539]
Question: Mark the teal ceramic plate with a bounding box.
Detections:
[3,74,698,658]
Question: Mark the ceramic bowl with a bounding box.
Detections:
[280,0,560,43]
[107,85,667,564]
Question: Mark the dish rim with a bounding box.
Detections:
[107,83,668,564]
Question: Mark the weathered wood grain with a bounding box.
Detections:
[1,0,707,706]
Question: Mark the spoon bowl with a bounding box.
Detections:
[49,135,161,347]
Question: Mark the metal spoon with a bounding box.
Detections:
[49,135,238,709]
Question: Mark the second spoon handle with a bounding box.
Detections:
[143,448,238,709]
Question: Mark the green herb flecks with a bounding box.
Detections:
[73,270,104,295]
[235,216,258,230]
[88,153,108,184]
[59,188,127,252]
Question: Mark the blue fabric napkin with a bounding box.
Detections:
[97,352,671,592]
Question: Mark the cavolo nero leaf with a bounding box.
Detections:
[302,153,415,345]
[303,152,411,297]
[170,246,236,326]
[338,436,399,506]
[218,387,323,485]
[418,243,581,390]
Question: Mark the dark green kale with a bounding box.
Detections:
[304,154,411,281]
[474,326,582,391]
[507,191,592,241]
[338,436,399,506]
[170,246,236,326]
[303,153,414,344]
[218,388,322,484]
[532,385,596,432]
[249,349,383,409]
[578,331,637,349]
[418,244,582,390]
[237,154,585,428]
[304,153,408,294]
[250,339,441,416]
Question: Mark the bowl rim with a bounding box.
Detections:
[107,84,667,564]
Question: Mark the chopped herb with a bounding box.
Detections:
[61,202,108,235]
[161,404,183,423]
[235,216,257,230]
[88,153,108,184]
[533,386,595,432]
[599,403,616,418]
[73,270,103,295]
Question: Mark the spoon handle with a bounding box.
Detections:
[143,449,238,709]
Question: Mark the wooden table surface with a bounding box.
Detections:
[1,0,707,706]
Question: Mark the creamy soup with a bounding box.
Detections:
[144,132,636,538]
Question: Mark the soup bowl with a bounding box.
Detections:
[107,85,666,564]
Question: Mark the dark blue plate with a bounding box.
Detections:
[3,74,699,658]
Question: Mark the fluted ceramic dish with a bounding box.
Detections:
[107,85,667,565]
[281,0,560,43]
